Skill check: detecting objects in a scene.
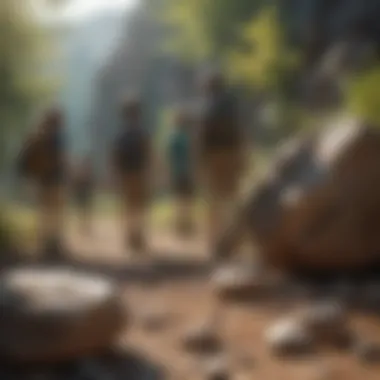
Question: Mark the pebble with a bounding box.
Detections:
[212,264,264,300]
[265,317,313,356]
[203,356,230,380]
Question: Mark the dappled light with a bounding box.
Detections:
[2,0,380,379]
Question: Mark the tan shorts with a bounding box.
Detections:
[202,148,245,201]
[119,172,150,211]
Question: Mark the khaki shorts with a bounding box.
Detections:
[119,172,150,211]
[202,148,245,200]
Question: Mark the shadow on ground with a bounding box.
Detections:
[10,249,213,284]
[0,347,166,380]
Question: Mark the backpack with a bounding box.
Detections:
[199,92,241,150]
[17,131,64,179]
[113,127,149,173]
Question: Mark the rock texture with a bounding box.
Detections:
[217,117,380,273]
[212,263,265,300]
[0,268,126,364]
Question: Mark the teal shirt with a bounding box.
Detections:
[168,129,191,179]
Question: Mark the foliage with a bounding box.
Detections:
[226,6,298,91]
[161,0,212,63]
[345,66,380,125]
[161,0,268,64]
[0,0,59,168]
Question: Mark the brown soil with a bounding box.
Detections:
[60,220,380,379]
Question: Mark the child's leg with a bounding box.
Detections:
[39,183,65,256]
[124,173,149,253]
[174,176,195,235]
[80,199,92,236]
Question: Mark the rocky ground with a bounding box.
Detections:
[4,220,380,379]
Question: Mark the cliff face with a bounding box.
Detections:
[85,0,380,178]
[60,10,125,158]
[281,0,380,109]
[86,2,198,178]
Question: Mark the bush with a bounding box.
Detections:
[345,66,380,125]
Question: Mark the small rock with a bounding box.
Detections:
[0,268,125,364]
[203,357,230,380]
[354,340,380,363]
[212,264,264,300]
[265,317,313,356]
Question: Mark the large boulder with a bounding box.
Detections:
[0,268,126,364]
[216,117,380,273]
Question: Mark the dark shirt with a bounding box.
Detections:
[17,128,66,184]
[198,90,241,150]
[113,124,149,174]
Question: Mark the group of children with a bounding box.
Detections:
[16,71,249,260]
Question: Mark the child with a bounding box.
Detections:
[73,156,94,237]
[195,70,246,252]
[112,95,152,254]
[17,106,67,259]
[167,108,196,236]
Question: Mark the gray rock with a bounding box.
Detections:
[265,317,313,356]
[0,268,126,364]
[212,263,265,300]
[203,357,230,380]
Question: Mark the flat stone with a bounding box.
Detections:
[265,317,313,356]
[203,356,230,380]
[212,264,265,300]
[0,268,126,364]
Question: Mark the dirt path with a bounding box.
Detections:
[66,218,380,380]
